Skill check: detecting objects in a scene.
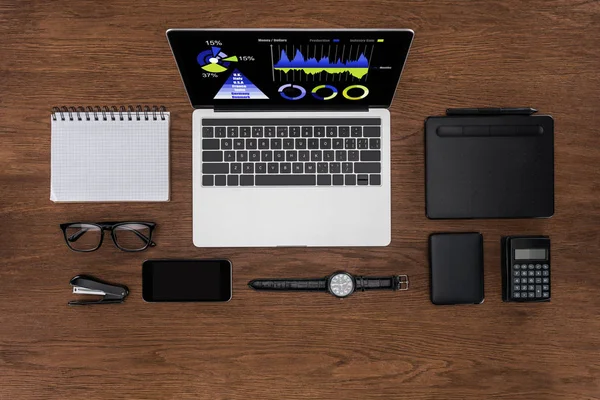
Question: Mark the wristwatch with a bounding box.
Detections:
[248,271,409,298]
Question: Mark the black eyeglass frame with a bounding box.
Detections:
[60,221,156,252]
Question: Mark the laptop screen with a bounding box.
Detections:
[167,29,414,109]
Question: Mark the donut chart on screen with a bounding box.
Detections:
[342,85,369,100]
[311,85,338,100]
[278,84,306,100]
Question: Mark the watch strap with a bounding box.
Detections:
[355,275,409,291]
[248,278,327,291]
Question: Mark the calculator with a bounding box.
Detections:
[502,236,551,302]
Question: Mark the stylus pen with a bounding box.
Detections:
[446,107,537,116]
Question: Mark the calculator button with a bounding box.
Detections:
[513,264,520,270]
[543,271,549,276]
[528,264,534,270]
[535,270,542,276]
[535,264,542,269]
[542,277,549,284]
[542,285,549,291]
[521,278,528,284]
[528,285,535,291]
[542,264,549,269]
[514,278,521,284]
[513,292,521,298]
[513,285,520,291]
[528,271,535,276]
[528,278,535,284]
[535,286,542,297]
[535,278,542,284]
[514,270,521,276]
[528,292,535,298]
[542,292,550,298]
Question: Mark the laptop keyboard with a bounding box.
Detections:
[200,118,382,187]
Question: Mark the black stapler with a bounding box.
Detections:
[69,275,129,306]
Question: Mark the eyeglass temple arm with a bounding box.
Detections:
[68,227,156,246]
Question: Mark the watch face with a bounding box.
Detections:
[328,273,355,298]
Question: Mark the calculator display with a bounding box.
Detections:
[515,248,547,260]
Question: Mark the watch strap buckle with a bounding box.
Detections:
[395,275,409,291]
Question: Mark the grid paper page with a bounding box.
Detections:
[50,114,170,202]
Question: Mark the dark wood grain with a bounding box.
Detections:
[1,0,599,398]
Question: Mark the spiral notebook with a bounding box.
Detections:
[50,106,170,202]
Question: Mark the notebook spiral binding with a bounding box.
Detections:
[51,105,167,122]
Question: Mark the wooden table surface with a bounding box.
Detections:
[1,0,599,399]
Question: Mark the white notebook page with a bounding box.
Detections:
[50,114,170,202]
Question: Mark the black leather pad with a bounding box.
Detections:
[429,232,484,305]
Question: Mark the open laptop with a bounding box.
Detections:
[167,29,414,247]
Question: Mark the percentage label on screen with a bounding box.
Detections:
[202,73,219,78]
[205,40,222,46]
[239,56,255,61]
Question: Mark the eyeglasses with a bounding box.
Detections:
[60,222,156,252]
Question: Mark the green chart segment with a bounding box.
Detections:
[197,47,238,73]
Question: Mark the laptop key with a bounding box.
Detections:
[308,139,319,149]
[342,162,353,173]
[326,126,337,137]
[295,139,307,149]
[348,150,360,161]
[268,163,279,173]
[363,126,381,137]
[227,175,238,186]
[302,127,313,137]
[240,175,254,186]
[246,139,257,149]
[357,139,368,149]
[252,127,263,137]
[370,174,381,185]
[265,126,276,137]
[227,127,239,137]
[305,163,316,173]
[202,127,214,137]
[314,127,325,137]
[336,151,347,161]
[243,163,254,174]
[357,174,369,185]
[293,163,303,173]
[271,139,282,149]
[354,163,381,173]
[339,126,350,137]
[345,138,356,149]
[317,174,332,185]
[323,150,334,161]
[369,138,381,149]
[202,175,214,186]
[299,151,309,161]
[236,151,248,162]
[256,163,266,174]
[221,139,232,150]
[311,151,322,161]
[330,162,341,174]
[203,139,219,150]
[351,126,362,137]
[231,163,241,174]
[345,174,357,185]
[277,127,288,137]
[203,163,229,174]
[280,163,291,173]
[215,175,226,186]
[240,127,251,137]
[258,139,269,149]
[261,150,273,162]
[333,139,343,149]
[320,139,331,149]
[290,126,301,137]
[286,150,297,161]
[274,151,285,161]
[256,175,316,186]
[249,151,260,162]
[234,139,244,149]
[215,127,226,137]
[333,174,344,185]
[361,150,381,161]
[225,151,235,161]
[203,151,223,162]
[317,163,328,173]
[283,139,294,149]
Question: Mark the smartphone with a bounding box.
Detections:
[142,259,232,302]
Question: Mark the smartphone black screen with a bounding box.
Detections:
[142,259,232,302]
